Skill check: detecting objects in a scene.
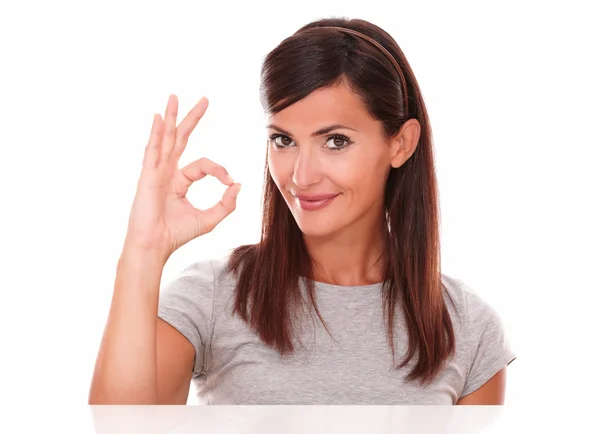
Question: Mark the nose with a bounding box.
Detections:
[292,146,322,189]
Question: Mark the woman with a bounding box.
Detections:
[89,17,516,405]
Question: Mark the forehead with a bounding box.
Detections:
[266,81,371,130]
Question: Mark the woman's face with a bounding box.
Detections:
[266,79,420,239]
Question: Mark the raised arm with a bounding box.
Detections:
[88,95,241,404]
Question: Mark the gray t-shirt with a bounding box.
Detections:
[158,255,516,404]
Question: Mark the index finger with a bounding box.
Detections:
[171,96,209,160]
[176,157,235,197]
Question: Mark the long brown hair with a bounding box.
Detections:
[229,17,456,386]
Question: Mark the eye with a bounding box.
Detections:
[324,134,351,151]
[268,134,295,148]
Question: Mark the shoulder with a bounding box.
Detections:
[158,254,238,324]
[171,254,232,281]
[164,253,238,294]
[440,275,517,398]
[441,273,515,366]
[440,273,503,328]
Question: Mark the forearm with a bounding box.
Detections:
[89,247,166,404]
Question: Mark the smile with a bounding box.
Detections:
[293,193,341,211]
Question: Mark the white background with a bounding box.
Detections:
[1,0,598,420]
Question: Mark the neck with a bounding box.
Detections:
[304,215,389,287]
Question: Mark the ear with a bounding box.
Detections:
[389,119,421,168]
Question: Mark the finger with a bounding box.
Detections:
[159,94,178,163]
[142,114,164,169]
[172,97,209,161]
[173,165,207,197]
[175,157,234,198]
[179,157,234,189]
[196,183,241,235]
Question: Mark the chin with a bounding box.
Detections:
[296,225,336,238]
[293,216,343,238]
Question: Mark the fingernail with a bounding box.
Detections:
[234,184,242,197]
[226,175,235,185]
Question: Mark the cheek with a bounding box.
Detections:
[326,153,381,186]
[331,152,385,191]
[267,151,288,188]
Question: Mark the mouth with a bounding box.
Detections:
[293,193,341,211]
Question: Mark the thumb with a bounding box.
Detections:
[196,183,241,235]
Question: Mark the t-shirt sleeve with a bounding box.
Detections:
[157,260,216,377]
[460,281,517,398]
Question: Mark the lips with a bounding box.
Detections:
[293,193,340,211]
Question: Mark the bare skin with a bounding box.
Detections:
[88,95,241,404]
[266,79,421,286]
[266,81,507,403]
[456,368,507,405]
[89,89,506,405]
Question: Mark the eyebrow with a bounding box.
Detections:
[266,124,357,137]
